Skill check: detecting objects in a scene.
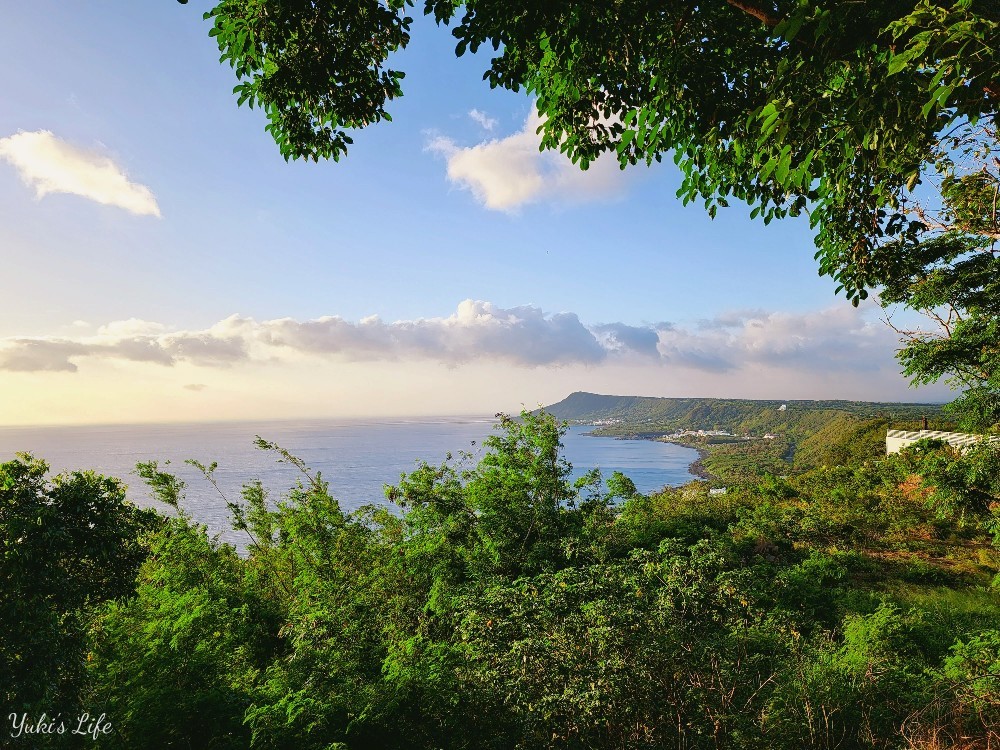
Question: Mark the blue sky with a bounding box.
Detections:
[0,1,952,424]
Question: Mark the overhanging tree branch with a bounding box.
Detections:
[725,0,781,27]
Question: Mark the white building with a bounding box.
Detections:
[886,429,999,454]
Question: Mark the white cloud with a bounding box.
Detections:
[0,329,244,373]
[0,300,920,383]
[0,130,161,217]
[252,300,609,366]
[655,306,893,374]
[0,302,958,415]
[427,110,628,212]
[96,318,169,338]
[0,340,88,373]
[0,301,616,373]
[468,108,498,131]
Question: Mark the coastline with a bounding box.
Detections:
[583,426,713,483]
[657,439,712,481]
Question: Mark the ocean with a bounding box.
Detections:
[0,418,699,546]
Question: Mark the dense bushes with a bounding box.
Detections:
[0,456,159,721]
[3,414,1000,748]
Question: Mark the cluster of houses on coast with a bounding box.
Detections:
[667,428,781,441]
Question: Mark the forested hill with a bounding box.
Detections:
[541,391,947,437]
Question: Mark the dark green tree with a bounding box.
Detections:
[0,456,158,717]
[88,519,273,750]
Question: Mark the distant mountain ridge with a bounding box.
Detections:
[540,392,947,437]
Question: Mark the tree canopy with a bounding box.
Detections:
[186,0,1000,423]
[190,1,997,294]
[0,456,159,717]
[879,130,1000,431]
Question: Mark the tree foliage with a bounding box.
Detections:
[8,411,1000,746]
[184,0,1000,415]
[188,0,998,300]
[200,0,413,161]
[0,456,159,717]
[879,123,1000,431]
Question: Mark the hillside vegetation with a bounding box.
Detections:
[544,391,948,437]
[542,392,954,485]
[4,407,1000,749]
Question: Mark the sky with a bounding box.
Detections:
[0,1,954,425]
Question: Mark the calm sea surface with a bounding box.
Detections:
[0,418,698,545]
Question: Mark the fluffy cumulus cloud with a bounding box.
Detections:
[657,306,894,374]
[0,130,160,216]
[0,301,918,394]
[426,110,628,211]
[592,323,663,358]
[261,301,607,366]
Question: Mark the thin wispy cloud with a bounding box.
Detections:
[0,301,908,387]
[427,110,628,212]
[468,108,497,131]
[0,130,161,217]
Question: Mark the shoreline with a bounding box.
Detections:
[657,439,712,481]
[584,427,714,483]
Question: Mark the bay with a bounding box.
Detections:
[0,418,698,546]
